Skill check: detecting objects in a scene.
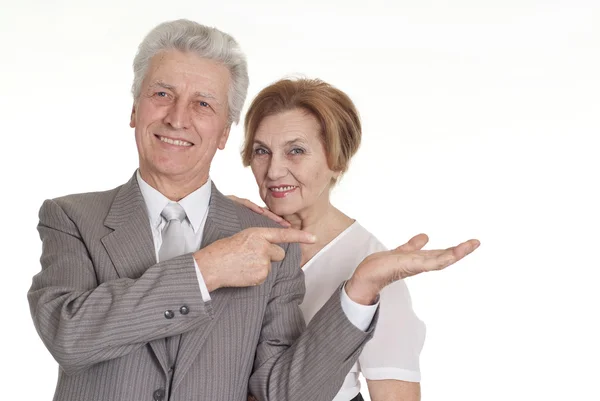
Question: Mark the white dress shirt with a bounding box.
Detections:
[136,171,212,301]
[136,170,377,330]
[300,222,426,401]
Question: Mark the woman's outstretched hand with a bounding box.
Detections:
[346,234,480,305]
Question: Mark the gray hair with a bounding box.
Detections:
[131,19,249,125]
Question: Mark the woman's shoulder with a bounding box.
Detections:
[348,221,388,255]
[304,221,385,273]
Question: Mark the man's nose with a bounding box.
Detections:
[164,99,191,129]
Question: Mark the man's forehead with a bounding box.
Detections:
[146,51,230,96]
[148,80,222,104]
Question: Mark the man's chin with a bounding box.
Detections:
[144,164,197,180]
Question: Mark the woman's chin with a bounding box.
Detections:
[267,202,298,218]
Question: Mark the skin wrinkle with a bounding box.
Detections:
[147,81,223,105]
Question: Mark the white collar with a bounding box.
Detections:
[136,170,212,233]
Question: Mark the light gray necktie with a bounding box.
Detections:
[159,203,187,262]
[158,202,187,366]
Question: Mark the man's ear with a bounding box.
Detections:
[218,125,232,150]
[129,103,137,128]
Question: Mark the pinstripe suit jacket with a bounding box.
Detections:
[28,173,377,401]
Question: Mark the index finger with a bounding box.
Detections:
[256,227,317,245]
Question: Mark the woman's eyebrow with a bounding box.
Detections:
[284,138,307,146]
[253,140,270,149]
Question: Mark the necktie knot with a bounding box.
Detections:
[158,203,187,263]
[161,203,186,223]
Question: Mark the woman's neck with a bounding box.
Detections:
[284,201,354,266]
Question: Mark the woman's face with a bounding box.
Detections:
[250,108,339,217]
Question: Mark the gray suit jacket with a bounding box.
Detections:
[28,174,377,401]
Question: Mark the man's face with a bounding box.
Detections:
[130,50,231,186]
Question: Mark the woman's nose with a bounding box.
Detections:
[267,155,288,180]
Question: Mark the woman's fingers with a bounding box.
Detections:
[420,240,480,272]
[394,233,429,252]
[390,239,480,275]
[227,195,290,226]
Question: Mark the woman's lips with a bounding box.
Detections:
[268,185,298,198]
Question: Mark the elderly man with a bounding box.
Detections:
[28,20,479,401]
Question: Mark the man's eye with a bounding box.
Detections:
[156,91,168,97]
[199,101,209,107]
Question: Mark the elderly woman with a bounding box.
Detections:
[235,78,426,401]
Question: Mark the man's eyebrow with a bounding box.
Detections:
[148,82,223,105]
[194,91,222,105]
[149,81,175,90]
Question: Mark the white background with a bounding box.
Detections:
[1,0,598,399]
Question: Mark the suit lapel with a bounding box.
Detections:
[100,173,169,373]
[172,183,242,390]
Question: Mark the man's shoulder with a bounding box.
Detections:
[227,198,282,230]
[52,184,123,211]
[39,181,127,225]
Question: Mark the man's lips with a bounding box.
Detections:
[156,134,194,147]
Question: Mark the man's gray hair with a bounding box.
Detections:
[131,19,249,125]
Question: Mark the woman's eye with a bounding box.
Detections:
[289,148,305,155]
[254,148,268,155]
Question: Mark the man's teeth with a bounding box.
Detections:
[271,186,296,192]
[159,136,192,147]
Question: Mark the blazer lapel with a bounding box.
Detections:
[172,183,242,390]
[100,173,169,373]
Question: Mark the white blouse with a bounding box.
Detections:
[300,222,426,401]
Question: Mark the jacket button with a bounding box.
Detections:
[164,310,175,319]
[179,305,189,315]
[153,388,165,401]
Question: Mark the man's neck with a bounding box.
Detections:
[138,167,209,201]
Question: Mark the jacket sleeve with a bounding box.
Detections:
[27,199,211,376]
[248,242,378,401]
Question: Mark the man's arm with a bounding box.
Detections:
[28,199,210,375]
[193,225,478,400]
[245,233,478,400]
[247,242,376,401]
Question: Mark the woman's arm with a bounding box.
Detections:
[367,380,421,401]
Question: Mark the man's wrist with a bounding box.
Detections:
[193,250,219,292]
